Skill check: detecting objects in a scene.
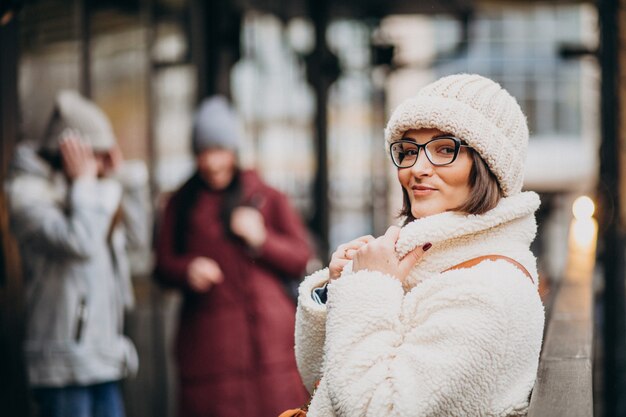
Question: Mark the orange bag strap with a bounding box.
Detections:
[445,254,534,284]
[277,381,320,417]
[278,409,308,417]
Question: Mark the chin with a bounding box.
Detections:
[209,176,233,190]
[410,204,444,219]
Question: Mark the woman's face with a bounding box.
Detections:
[196,148,237,190]
[94,152,114,177]
[397,128,473,219]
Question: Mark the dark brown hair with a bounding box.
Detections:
[399,150,503,225]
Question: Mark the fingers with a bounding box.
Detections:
[329,259,349,279]
[188,275,212,292]
[209,263,224,283]
[329,236,371,279]
[398,242,431,277]
[358,226,399,255]
[188,257,224,292]
[59,134,79,162]
[59,130,97,179]
[347,235,375,258]
[334,235,375,260]
[60,138,83,178]
[231,207,263,231]
[351,226,428,281]
[357,235,375,244]
[331,229,426,281]
[208,272,224,285]
[230,207,267,248]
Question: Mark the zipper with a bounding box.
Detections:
[74,296,88,343]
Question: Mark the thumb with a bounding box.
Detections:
[383,225,401,242]
[398,242,431,277]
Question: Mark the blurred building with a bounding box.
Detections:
[1,0,625,416]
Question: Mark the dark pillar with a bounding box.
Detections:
[190,0,241,101]
[598,0,626,415]
[76,0,91,97]
[306,0,339,259]
[0,9,31,417]
[143,2,169,416]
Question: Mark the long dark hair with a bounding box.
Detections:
[37,149,64,171]
[173,170,243,253]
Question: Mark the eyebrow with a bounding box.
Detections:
[399,135,452,142]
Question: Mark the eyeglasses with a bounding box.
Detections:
[389,136,471,168]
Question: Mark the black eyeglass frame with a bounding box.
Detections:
[389,136,472,168]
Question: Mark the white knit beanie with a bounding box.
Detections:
[384,74,529,196]
[41,90,117,152]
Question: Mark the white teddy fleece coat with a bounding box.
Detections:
[295,191,545,417]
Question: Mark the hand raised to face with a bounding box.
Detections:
[59,131,98,180]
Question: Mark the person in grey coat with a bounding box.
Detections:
[6,91,150,417]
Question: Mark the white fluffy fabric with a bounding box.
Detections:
[295,191,544,416]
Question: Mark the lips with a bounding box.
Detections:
[412,185,437,191]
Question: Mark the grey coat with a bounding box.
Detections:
[6,145,150,387]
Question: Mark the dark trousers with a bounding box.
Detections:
[33,381,125,417]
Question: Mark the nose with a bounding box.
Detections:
[410,149,434,177]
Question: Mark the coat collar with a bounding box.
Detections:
[398,191,541,288]
[396,191,540,257]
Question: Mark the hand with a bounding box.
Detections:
[329,235,375,279]
[352,226,430,284]
[105,145,124,173]
[59,132,98,180]
[187,257,224,292]
[230,206,267,249]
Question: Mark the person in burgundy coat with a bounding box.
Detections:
[154,96,311,417]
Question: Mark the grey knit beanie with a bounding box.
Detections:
[384,74,529,196]
[41,90,117,152]
[192,95,242,154]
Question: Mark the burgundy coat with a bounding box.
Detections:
[154,170,311,417]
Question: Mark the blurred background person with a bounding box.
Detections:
[6,90,150,417]
[153,96,311,417]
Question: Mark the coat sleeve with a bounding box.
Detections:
[153,194,195,289]
[321,260,544,417]
[9,176,120,259]
[295,268,331,392]
[255,191,311,278]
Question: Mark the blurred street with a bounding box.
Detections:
[1,0,625,416]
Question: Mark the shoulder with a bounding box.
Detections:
[241,169,272,191]
[8,174,58,210]
[167,174,202,205]
[240,169,286,202]
[414,259,544,321]
[401,259,544,359]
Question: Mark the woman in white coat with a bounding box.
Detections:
[294,74,545,417]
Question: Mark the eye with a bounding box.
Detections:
[434,145,456,155]
[393,143,418,156]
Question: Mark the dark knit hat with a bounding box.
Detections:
[191,96,242,154]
